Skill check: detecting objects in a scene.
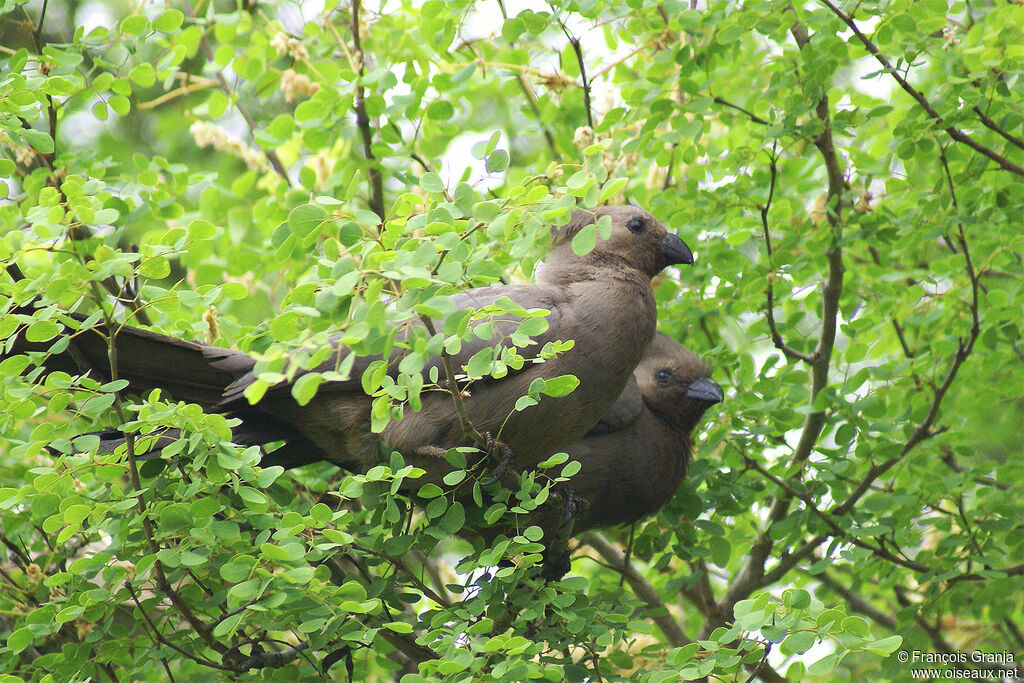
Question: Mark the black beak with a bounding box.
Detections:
[662,233,694,266]
[686,378,723,405]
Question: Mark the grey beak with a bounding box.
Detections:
[662,233,694,265]
[686,377,723,404]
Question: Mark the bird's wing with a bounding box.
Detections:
[220,283,576,405]
[584,375,643,435]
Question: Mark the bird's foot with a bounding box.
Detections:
[536,484,588,580]
[480,432,516,486]
[540,542,572,581]
[551,482,589,526]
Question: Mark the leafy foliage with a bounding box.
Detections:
[1,0,1021,681]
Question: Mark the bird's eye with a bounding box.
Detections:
[655,368,672,381]
[626,218,646,234]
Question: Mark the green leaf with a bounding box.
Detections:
[139,256,170,279]
[780,631,816,655]
[109,95,131,116]
[426,100,455,120]
[841,616,870,637]
[213,612,243,637]
[153,9,184,32]
[291,373,324,406]
[129,63,156,87]
[540,375,579,397]
[807,652,839,676]
[288,204,328,238]
[571,224,596,256]
[188,219,217,239]
[120,14,150,35]
[443,469,466,486]
[485,149,510,173]
[600,177,628,200]
[865,635,902,656]
[25,320,61,342]
[6,626,33,653]
[787,588,811,609]
[420,172,445,193]
[21,129,54,154]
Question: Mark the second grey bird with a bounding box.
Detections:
[556,331,723,533]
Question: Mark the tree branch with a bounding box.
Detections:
[971,105,1024,151]
[818,0,1024,176]
[708,19,847,639]
[493,0,561,160]
[560,25,594,129]
[350,0,386,223]
[580,532,693,647]
[814,570,895,628]
[713,96,770,126]
[761,147,815,363]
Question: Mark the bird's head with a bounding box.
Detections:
[546,205,693,281]
[636,332,723,437]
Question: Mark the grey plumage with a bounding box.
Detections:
[557,331,723,532]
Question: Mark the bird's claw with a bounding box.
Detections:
[480,432,515,486]
[552,482,588,526]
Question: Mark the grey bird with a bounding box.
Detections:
[7,206,694,478]
[556,331,723,533]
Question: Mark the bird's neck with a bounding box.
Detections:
[564,270,658,378]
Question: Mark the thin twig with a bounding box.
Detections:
[744,456,933,573]
[351,541,452,608]
[971,105,1024,151]
[814,569,895,628]
[761,146,814,363]
[493,0,560,160]
[818,0,1024,176]
[713,96,770,125]
[417,315,486,449]
[77,264,221,653]
[580,532,692,647]
[350,0,386,223]
[706,21,847,638]
[560,25,593,129]
[125,582,228,671]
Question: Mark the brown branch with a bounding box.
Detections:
[322,555,439,664]
[940,450,1010,491]
[815,570,895,628]
[580,532,693,647]
[972,105,1024,151]
[707,20,847,639]
[761,147,815,363]
[77,266,222,654]
[416,315,486,451]
[125,581,229,671]
[493,0,560,161]
[896,584,1024,680]
[744,456,933,573]
[239,640,311,670]
[351,0,385,223]
[351,541,452,608]
[833,147,981,518]
[560,25,593,129]
[818,0,1024,176]
[18,8,153,326]
[713,96,770,126]
[891,319,915,358]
